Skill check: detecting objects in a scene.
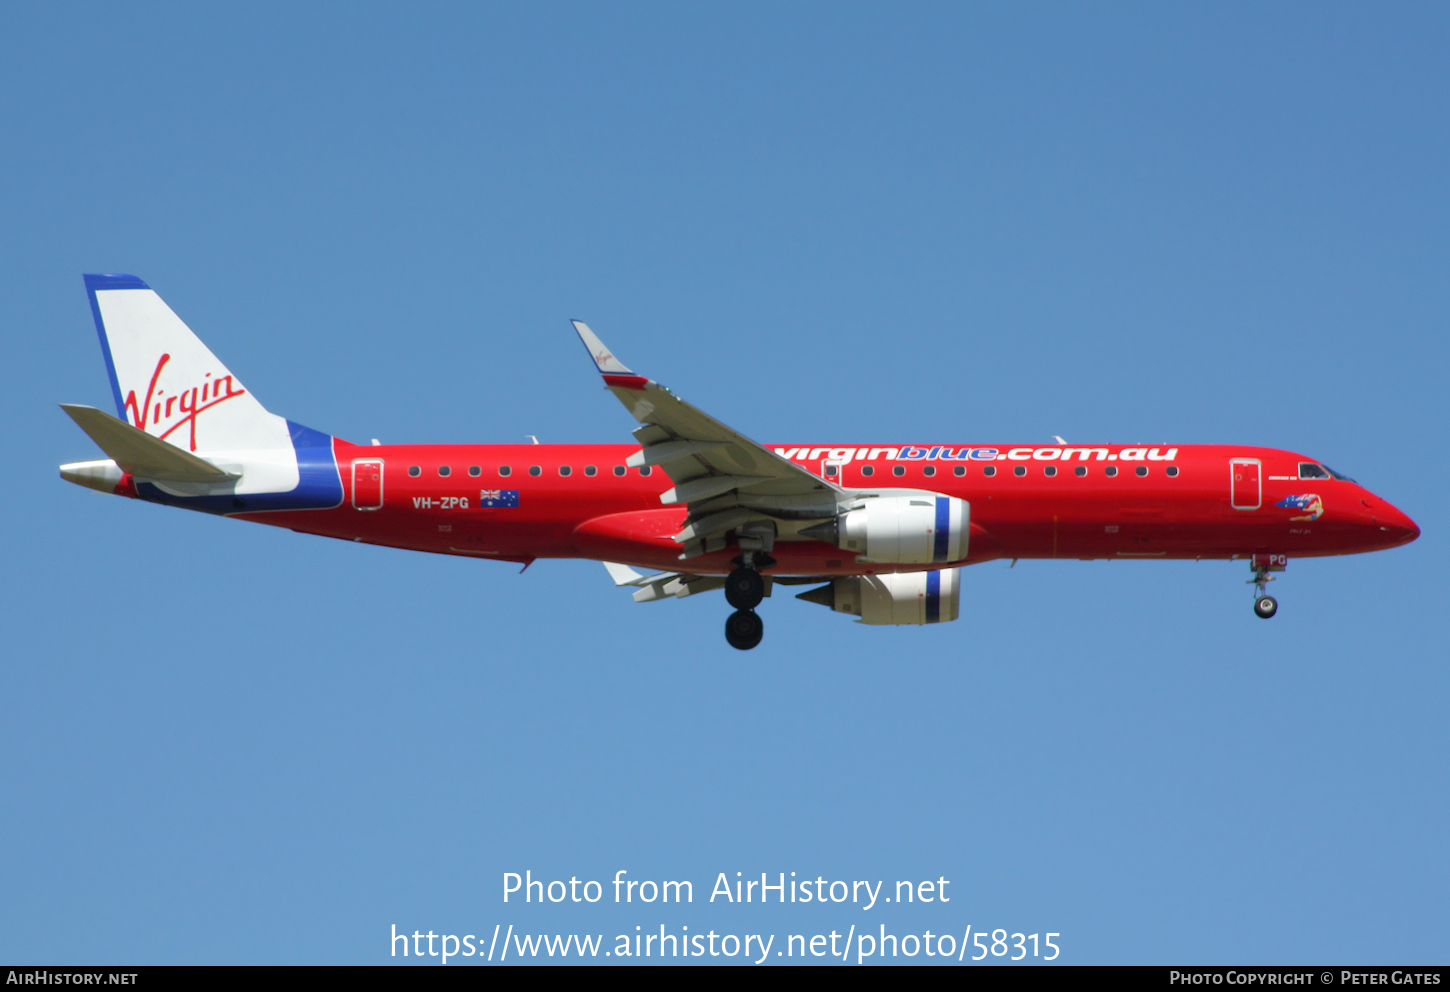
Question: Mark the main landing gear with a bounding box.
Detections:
[723,553,773,650]
[725,567,765,610]
[725,607,764,650]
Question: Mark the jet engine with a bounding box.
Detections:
[797,568,961,625]
[799,494,969,564]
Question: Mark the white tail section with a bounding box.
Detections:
[86,274,290,454]
[83,274,300,495]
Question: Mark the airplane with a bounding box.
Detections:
[60,274,1420,649]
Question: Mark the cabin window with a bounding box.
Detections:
[1166,466,1179,478]
[639,466,653,476]
[825,464,838,477]
[1136,465,1148,477]
[499,466,512,477]
[614,465,625,476]
[1299,463,1331,480]
[529,466,541,476]
[408,466,421,477]
[559,466,572,477]
[1013,465,1026,477]
[953,465,965,477]
[1105,465,1118,477]
[892,465,905,477]
[861,465,874,477]
[923,465,936,477]
[1074,465,1087,477]
[585,465,597,476]
[1044,465,1057,477]
[468,466,480,477]
[983,465,997,477]
[438,465,451,477]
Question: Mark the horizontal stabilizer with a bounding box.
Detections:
[60,404,237,482]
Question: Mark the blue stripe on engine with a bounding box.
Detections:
[925,569,941,623]
[933,497,950,562]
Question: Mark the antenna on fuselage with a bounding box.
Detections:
[526,435,539,444]
[1053,436,1066,444]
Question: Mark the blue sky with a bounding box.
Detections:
[2,2,1446,964]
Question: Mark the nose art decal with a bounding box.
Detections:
[1275,494,1324,521]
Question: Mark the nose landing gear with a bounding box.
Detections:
[1247,554,1285,619]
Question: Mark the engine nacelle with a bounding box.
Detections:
[803,494,969,564]
[797,568,961,625]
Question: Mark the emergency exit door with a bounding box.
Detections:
[352,459,384,510]
[1230,457,1261,510]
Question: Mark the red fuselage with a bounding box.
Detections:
[240,440,1419,575]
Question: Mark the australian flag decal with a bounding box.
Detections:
[478,489,520,508]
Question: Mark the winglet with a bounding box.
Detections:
[571,320,634,374]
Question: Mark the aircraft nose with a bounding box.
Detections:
[1361,494,1419,546]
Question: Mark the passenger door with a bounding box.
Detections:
[352,458,384,510]
[1230,457,1261,510]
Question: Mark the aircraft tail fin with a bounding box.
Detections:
[69,275,343,512]
[83,274,290,454]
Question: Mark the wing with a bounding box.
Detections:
[572,321,842,560]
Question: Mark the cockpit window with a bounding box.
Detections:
[1324,465,1357,483]
[1298,463,1330,480]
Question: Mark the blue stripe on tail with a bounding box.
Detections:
[133,420,343,516]
[82,274,149,420]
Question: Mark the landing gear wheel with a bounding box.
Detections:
[725,567,766,610]
[725,609,764,650]
[1254,595,1278,619]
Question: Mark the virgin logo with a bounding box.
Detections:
[124,354,247,451]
